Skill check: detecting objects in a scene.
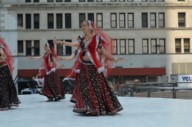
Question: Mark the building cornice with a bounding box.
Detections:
[1,27,192,32]
[1,3,192,9]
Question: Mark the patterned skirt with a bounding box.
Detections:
[43,72,65,101]
[0,63,20,110]
[70,73,80,103]
[73,61,123,115]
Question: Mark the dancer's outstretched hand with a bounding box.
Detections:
[28,56,33,59]
[115,57,125,63]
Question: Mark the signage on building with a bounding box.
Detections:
[178,75,192,83]
[177,75,192,88]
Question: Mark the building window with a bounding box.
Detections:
[56,0,62,2]
[56,13,63,29]
[128,39,135,54]
[178,13,186,27]
[159,13,165,28]
[48,14,54,29]
[142,39,149,54]
[79,13,86,28]
[159,39,166,54]
[127,13,134,28]
[17,41,24,55]
[150,13,156,28]
[119,13,125,28]
[151,39,157,54]
[65,13,72,29]
[25,0,31,2]
[34,14,40,29]
[17,14,23,28]
[26,40,32,56]
[111,13,117,28]
[119,39,126,54]
[175,38,181,53]
[34,0,39,2]
[96,13,103,28]
[88,13,94,22]
[184,38,190,53]
[57,43,64,56]
[26,14,31,29]
[142,13,148,28]
[112,39,118,54]
[65,40,72,55]
[34,40,40,56]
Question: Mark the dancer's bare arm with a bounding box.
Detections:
[28,56,43,60]
[53,57,64,68]
[58,53,75,61]
[54,38,80,47]
[101,47,122,63]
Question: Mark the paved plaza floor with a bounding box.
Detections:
[0,94,192,127]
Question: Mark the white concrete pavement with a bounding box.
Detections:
[0,95,192,127]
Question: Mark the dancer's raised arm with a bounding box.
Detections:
[58,53,75,61]
[28,56,43,60]
[54,38,80,47]
[101,47,122,63]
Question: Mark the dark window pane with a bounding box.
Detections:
[34,14,40,29]
[65,40,72,55]
[17,40,24,54]
[57,44,63,56]
[178,13,186,27]
[65,13,71,29]
[56,13,63,29]
[34,40,40,56]
[17,14,23,27]
[26,40,32,56]
[25,0,31,2]
[34,0,39,2]
[26,14,31,29]
[88,13,94,22]
[79,13,85,28]
[48,14,54,29]
[142,13,148,28]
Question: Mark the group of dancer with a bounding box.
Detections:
[0,20,123,115]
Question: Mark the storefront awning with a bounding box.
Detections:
[110,68,166,76]
[18,67,166,78]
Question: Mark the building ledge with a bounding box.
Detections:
[1,2,192,9]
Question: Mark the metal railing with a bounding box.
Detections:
[118,82,192,99]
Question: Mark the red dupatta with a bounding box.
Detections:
[0,37,14,74]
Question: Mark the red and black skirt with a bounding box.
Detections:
[0,63,20,110]
[73,61,123,115]
[43,71,64,101]
[70,73,80,103]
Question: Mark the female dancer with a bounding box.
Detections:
[0,38,20,111]
[59,49,79,103]
[30,42,64,102]
[56,20,123,115]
